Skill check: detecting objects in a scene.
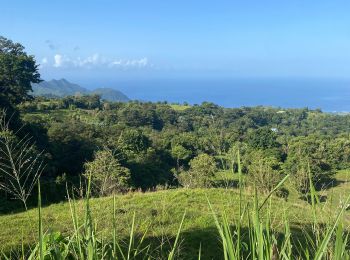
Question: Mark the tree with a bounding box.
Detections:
[171,144,191,170]
[284,155,310,195]
[283,136,332,195]
[83,149,131,196]
[246,127,279,149]
[0,110,44,209]
[327,137,350,170]
[246,150,283,193]
[0,36,41,134]
[47,121,97,176]
[178,153,217,188]
[117,129,151,156]
[0,36,41,106]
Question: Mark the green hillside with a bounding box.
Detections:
[1,170,350,259]
[32,79,88,97]
[91,87,130,102]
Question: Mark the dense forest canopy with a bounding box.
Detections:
[18,97,350,195]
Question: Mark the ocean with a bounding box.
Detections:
[84,78,350,112]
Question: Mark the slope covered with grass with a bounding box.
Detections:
[2,172,350,259]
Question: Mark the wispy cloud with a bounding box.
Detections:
[110,57,148,68]
[45,53,150,69]
[45,40,59,50]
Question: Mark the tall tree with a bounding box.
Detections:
[0,36,41,106]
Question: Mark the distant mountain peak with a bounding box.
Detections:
[92,87,129,102]
[32,79,130,102]
[49,78,68,84]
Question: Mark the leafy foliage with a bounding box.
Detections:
[83,149,131,196]
[0,36,40,106]
[245,150,283,192]
[178,153,217,188]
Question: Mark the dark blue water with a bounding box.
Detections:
[81,78,350,112]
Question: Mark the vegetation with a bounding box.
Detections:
[2,36,350,259]
[17,99,350,202]
[0,36,40,106]
[245,149,283,193]
[83,149,131,196]
[178,154,217,188]
[1,170,350,259]
[0,110,44,209]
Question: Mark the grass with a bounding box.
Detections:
[169,104,191,111]
[0,189,305,257]
[1,170,350,258]
[23,108,104,125]
[23,104,192,125]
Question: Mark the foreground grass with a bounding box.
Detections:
[1,184,349,259]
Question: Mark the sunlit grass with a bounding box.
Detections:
[1,170,350,258]
[169,104,191,111]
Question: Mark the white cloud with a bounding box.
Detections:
[53,54,65,67]
[110,57,148,68]
[48,54,150,69]
[75,53,103,67]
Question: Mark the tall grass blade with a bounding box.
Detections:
[168,211,186,260]
[258,174,290,211]
[113,194,117,258]
[198,244,201,260]
[38,180,43,260]
[314,195,350,260]
[237,150,242,260]
[127,211,136,260]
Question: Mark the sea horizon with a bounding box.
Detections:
[72,77,350,112]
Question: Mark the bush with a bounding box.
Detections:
[178,153,217,188]
[246,150,283,193]
[83,149,131,196]
[283,137,333,195]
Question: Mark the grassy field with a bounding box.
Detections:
[169,104,191,111]
[1,171,350,258]
[22,108,110,128]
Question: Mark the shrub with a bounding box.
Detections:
[246,150,283,193]
[284,136,334,195]
[178,153,217,188]
[83,148,131,196]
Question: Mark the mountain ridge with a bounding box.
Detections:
[32,78,130,102]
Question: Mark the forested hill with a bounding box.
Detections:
[19,99,350,192]
[32,78,130,102]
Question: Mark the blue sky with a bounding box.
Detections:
[2,0,350,82]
